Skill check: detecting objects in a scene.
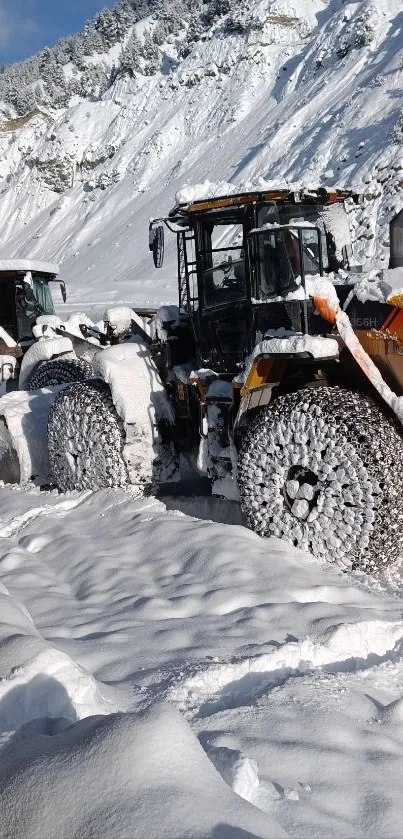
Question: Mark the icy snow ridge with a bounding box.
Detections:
[170,618,403,715]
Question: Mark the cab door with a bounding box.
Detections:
[194,214,253,374]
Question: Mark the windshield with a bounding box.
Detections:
[298,227,323,275]
[16,276,55,340]
[253,226,324,301]
[201,220,247,308]
[258,202,348,271]
[32,277,55,315]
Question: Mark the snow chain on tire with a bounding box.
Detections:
[238,387,403,573]
[47,379,128,492]
[26,358,93,391]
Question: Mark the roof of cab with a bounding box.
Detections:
[0,259,59,276]
[169,187,361,219]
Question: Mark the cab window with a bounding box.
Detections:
[201,221,246,308]
[16,277,55,341]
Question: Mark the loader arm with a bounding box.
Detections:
[314,286,403,426]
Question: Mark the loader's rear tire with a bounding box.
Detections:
[238,387,403,573]
[47,379,128,492]
[26,358,93,391]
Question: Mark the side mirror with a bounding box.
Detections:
[60,281,67,303]
[149,224,164,269]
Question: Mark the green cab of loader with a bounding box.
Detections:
[0,259,66,384]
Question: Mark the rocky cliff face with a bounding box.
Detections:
[0,0,402,308]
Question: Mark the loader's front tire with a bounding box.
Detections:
[26,357,93,391]
[47,379,128,492]
[238,387,403,573]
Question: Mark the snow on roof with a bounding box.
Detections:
[175,180,240,205]
[0,259,59,276]
[173,182,358,213]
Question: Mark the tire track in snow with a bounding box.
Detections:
[169,619,403,717]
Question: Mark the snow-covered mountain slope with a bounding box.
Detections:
[0,0,402,310]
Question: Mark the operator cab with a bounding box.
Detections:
[149,188,359,374]
[0,259,65,351]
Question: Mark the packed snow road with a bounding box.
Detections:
[1,483,403,838]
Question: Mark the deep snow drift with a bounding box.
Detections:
[0,0,403,309]
[1,485,403,836]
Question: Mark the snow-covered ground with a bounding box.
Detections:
[1,482,403,837]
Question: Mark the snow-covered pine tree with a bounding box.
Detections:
[14,85,38,116]
[143,31,160,75]
[153,0,184,44]
[120,31,143,76]
[79,65,109,98]
[82,25,105,56]
[0,0,212,114]
[392,112,403,144]
[203,0,231,27]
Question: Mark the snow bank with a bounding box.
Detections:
[0,387,63,483]
[206,744,260,805]
[0,702,283,839]
[1,487,403,836]
[0,582,126,733]
[171,618,403,713]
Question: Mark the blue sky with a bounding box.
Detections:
[0,0,116,66]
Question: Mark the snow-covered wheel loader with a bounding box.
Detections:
[0,260,102,484]
[0,259,94,393]
[144,187,403,573]
[3,188,403,573]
